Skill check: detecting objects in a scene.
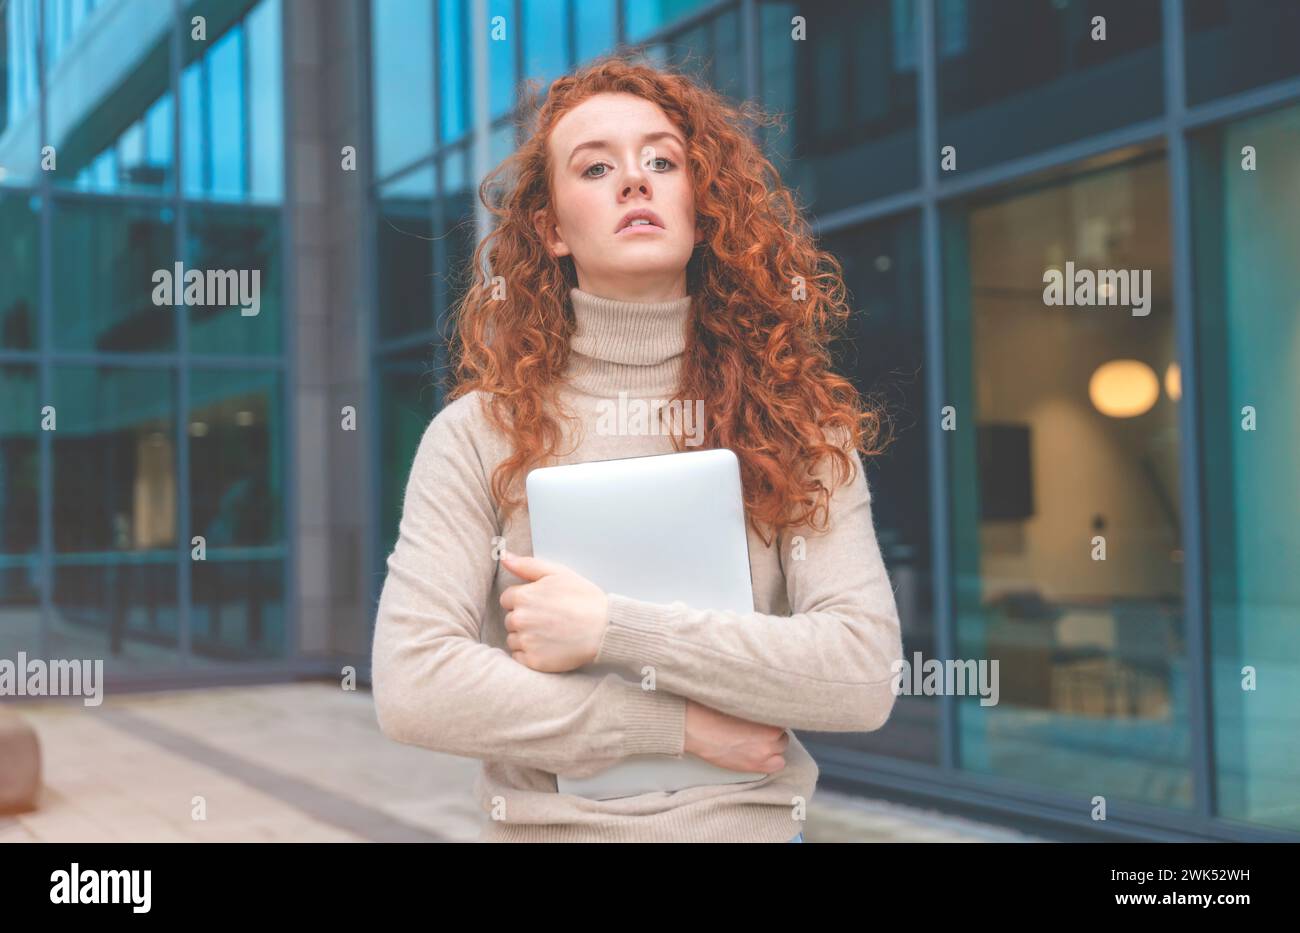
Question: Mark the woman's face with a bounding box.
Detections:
[538,92,701,302]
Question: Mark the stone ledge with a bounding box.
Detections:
[0,707,42,814]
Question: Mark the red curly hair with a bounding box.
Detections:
[445,53,887,547]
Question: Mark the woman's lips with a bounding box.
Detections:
[615,222,666,236]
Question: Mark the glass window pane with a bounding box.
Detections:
[524,0,568,86]
[624,0,714,42]
[189,369,286,662]
[47,0,173,193]
[439,0,469,144]
[186,205,283,355]
[938,0,1163,172]
[0,0,41,183]
[371,0,434,175]
[808,212,938,765]
[377,347,439,563]
[190,558,285,665]
[437,147,476,319]
[53,198,176,352]
[0,190,39,349]
[944,155,1191,809]
[208,24,248,199]
[640,7,743,103]
[760,0,918,211]
[1191,102,1300,832]
[51,366,181,672]
[377,166,434,341]
[489,0,516,118]
[179,0,281,202]
[575,0,615,63]
[182,61,204,196]
[0,365,39,660]
[246,0,284,202]
[1184,0,1300,105]
[490,121,514,167]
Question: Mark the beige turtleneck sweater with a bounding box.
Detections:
[370,287,903,842]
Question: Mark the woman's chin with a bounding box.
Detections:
[600,246,693,274]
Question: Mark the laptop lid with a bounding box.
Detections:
[525,448,770,799]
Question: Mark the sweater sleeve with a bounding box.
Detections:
[593,439,904,734]
[370,395,687,777]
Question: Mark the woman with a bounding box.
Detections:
[371,55,903,843]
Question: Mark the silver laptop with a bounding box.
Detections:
[525,448,770,799]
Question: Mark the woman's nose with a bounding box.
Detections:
[620,150,653,196]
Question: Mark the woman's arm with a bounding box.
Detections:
[591,442,904,734]
[370,395,687,777]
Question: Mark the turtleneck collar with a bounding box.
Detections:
[563,286,692,398]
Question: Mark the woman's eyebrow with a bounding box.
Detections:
[567,132,685,166]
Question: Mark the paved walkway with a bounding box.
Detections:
[1,682,1039,843]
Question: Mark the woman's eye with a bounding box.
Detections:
[582,157,675,178]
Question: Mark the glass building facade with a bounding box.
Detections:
[0,0,288,675]
[2,0,1296,843]
[366,0,1300,841]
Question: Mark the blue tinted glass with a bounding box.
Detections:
[937,0,1163,172]
[0,0,40,183]
[440,0,469,143]
[46,0,173,192]
[118,122,145,175]
[209,25,247,199]
[1191,103,1300,832]
[372,0,434,175]
[490,121,514,167]
[1,0,42,181]
[51,365,178,553]
[52,198,176,352]
[377,167,434,341]
[0,365,39,657]
[575,0,615,63]
[144,93,175,186]
[188,368,287,660]
[815,212,938,767]
[624,0,713,41]
[0,192,38,348]
[51,365,182,672]
[188,369,284,550]
[182,62,205,196]
[186,206,283,355]
[1184,0,1300,105]
[489,0,515,117]
[760,0,918,210]
[640,7,743,102]
[436,146,475,315]
[944,156,1190,809]
[378,348,440,561]
[524,0,568,85]
[246,0,284,200]
[173,0,285,201]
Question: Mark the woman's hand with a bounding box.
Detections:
[684,699,790,774]
[499,550,609,673]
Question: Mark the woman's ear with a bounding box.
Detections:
[533,208,571,258]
